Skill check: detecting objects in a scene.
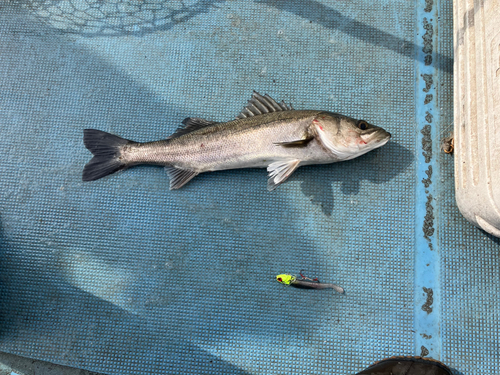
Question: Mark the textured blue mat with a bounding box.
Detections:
[0,1,498,374]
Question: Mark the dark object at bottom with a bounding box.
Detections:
[356,356,452,375]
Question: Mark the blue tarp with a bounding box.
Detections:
[0,1,498,374]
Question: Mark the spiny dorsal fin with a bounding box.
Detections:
[237,91,294,119]
[168,118,218,140]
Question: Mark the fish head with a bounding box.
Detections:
[276,274,295,285]
[312,112,391,160]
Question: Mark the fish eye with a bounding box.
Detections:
[357,120,368,130]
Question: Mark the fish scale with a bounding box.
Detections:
[83,92,391,190]
[132,111,320,169]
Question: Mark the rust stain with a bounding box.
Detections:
[422,74,433,92]
[422,18,434,65]
[421,125,432,163]
[441,134,454,154]
[425,111,433,123]
[422,287,434,313]
[424,0,433,12]
[423,195,435,250]
[422,165,432,189]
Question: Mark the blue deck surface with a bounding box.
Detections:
[0,1,498,374]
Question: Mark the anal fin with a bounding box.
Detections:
[165,166,199,190]
[267,159,300,191]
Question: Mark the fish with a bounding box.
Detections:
[82,91,391,190]
[276,273,345,294]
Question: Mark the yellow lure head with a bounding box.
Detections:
[276,274,296,285]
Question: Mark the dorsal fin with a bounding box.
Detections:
[168,118,218,140]
[237,91,294,119]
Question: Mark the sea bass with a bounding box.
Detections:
[82,92,391,190]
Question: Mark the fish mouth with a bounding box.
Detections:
[361,129,391,145]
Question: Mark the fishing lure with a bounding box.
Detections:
[276,271,344,294]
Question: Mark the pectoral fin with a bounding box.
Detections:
[274,136,314,148]
[267,159,300,191]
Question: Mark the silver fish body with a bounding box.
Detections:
[126,111,331,170]
[83,92,391,190]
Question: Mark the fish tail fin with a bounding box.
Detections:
[82,129,133,181]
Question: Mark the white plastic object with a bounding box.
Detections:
[454,0,500,237]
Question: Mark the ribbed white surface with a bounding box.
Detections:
[454,0,500,237]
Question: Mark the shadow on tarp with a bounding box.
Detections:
[13,0,451,74]
[295,141,413,215]
[0,239,250,374]
[256,0,453,73]
[182,140,413,216]
[0,6,252,373]
[0,3,418,374]
[10,0,226,37]
[0,5,337,374]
